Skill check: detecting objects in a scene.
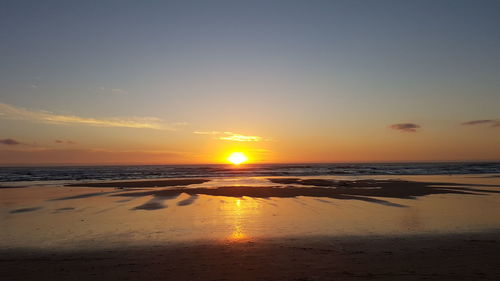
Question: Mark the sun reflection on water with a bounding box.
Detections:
[224,198,260,242]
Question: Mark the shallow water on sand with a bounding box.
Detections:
[1,174,500,250]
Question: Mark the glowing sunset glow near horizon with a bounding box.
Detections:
[0,1,499,165]
[227,152,248,165]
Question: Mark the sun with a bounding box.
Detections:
[227,152,248,165]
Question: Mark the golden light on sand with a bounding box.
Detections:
[227,199,248,242]
[227,152,248,165]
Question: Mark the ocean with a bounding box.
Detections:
[1,162,499,183]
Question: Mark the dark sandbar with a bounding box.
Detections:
[111,179,500,210]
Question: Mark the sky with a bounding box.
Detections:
[1,0,499,165]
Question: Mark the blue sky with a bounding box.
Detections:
[1,0,499,164]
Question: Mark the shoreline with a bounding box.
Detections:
[66,178,210,188]
[2,172,500,188]
[2,162,499,184]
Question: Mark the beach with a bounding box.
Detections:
[2,232,500,281]
[1,174,500,280]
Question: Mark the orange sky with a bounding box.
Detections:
[1,110,499,165]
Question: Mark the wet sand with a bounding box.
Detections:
[1,232,500,281]
[109,178,500,210]
[66,178,210,188]
[2,175,500,280]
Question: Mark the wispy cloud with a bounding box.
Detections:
[0,103,184,130]
[55,139,77,145]
[219,133,262,142]
[97,87,128,95]
[193,131,220,135]
[0,138,21,145]
[0,148,191,165]
[30,76,41,89]
[462,119,500,127]
[389,123,421,133]
[194,131,267,142]
[111,88,127,94]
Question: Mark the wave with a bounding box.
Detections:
[1,162,499,182]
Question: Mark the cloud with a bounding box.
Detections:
[0,148,191,165]
[0,103,184,130]
[219,132,262,142]
[194,131,266,142]
[97,87,128,95]
[462,119,500,127]
[55,139,77,145]
[193,131,220,135]
[0,138,21,145]
[111,88,127,94]
[389,123,421,132]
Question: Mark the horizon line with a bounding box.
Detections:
[1,159,499,168]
